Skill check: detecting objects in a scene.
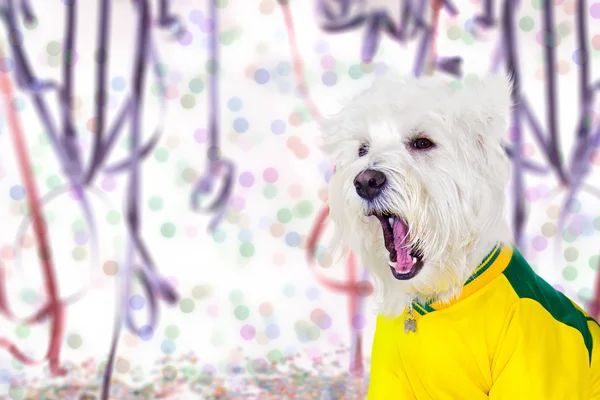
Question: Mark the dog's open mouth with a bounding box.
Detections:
[372,213,424,280]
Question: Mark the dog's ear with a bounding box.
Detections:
[454,75,513,185]
[458,74,513,147]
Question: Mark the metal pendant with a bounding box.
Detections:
[404,305,417,333]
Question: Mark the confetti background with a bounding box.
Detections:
[0,0,599,398]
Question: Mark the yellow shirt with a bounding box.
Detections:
[368,243,600,399]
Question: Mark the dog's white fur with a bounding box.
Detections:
[321,75,514,318]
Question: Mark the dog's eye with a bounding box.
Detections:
[412,138,434,150]
[358,144,369,157]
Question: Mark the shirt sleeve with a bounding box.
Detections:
[367,315,416,400]
[589,318,600,399]
[489,299,591,400]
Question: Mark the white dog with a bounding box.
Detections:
[321,75,600,399]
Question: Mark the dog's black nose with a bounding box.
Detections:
[354,169,386,200]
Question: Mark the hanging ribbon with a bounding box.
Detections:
[101,1,180,398]
[190,0,236,232]
[0,48,67,376]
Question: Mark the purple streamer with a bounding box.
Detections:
[101,1,178,398]
[190,0,235,232]
[315,0,462,70]
[83,0,111,185]
[503,145,549,175]
[158,0,186,38]
[540,0,568,186]
[501,0,526,248]
[435,56,462,77]
[474,0,495,28]
[61,0,83,179]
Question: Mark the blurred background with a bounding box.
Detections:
[0,0,599,398]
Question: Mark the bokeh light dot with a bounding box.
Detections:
[265,324,280,339]
[234,305,250,320]
[233,117,249,133]
[103,260,118,275]
[239,171,255,187]
[591,3,600,18]
[259,302,273,317]
[276,61,291,76]
[238,229,253,243]
[129,294,145,311]
[564,246,579,262]
[165,325,180,340]
[306,287,320,301]
[229,289,244,304]
[589,255,599,270]
[283,283,295,297]
[447,26,461,40]
[9,185,25,200]
[179,298,195,313]
[592,34,600,50]
[263,184,277,199]
[519,16,534,31]
[562,265,577,281]
[240,324,255,340]
[161,222,176,238]
[321,71,337,86]
[285,232,300,247]
[189,78,204,93]
[180,94,196,109]
[254,69,270,84]
[138,325,154,340]
[572,49,587,65]
[531,235,547,251]
[348,64,362,79]
[227,96,243,111]
[541,222,556,237]
[270,120,286,135]
[240,243,255,257]
[263,167,278,182]
[276,208,293,223]
[67,334,82,349]
[161,340,176,355]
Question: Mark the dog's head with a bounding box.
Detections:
[320,75,513,316]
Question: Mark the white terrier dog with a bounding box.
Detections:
[321,75,600,399]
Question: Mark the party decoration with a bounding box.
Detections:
[0,42,67,377]
[315,0,461,76]
[0,0,184,398]
[190,0,236,232]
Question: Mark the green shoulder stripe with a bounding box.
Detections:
[502,248,594,364]
[587,316,600,328]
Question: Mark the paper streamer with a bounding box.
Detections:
[101,1,180,398]
[0,51,67,376]
[1,0,181,395]
[315,0,462,76]
[190,0,236,232]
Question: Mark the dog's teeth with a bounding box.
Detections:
[388,261,397,268]
[388,217,394,225]
[412,257,417,264]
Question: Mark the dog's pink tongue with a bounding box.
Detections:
[393,218,413,273]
